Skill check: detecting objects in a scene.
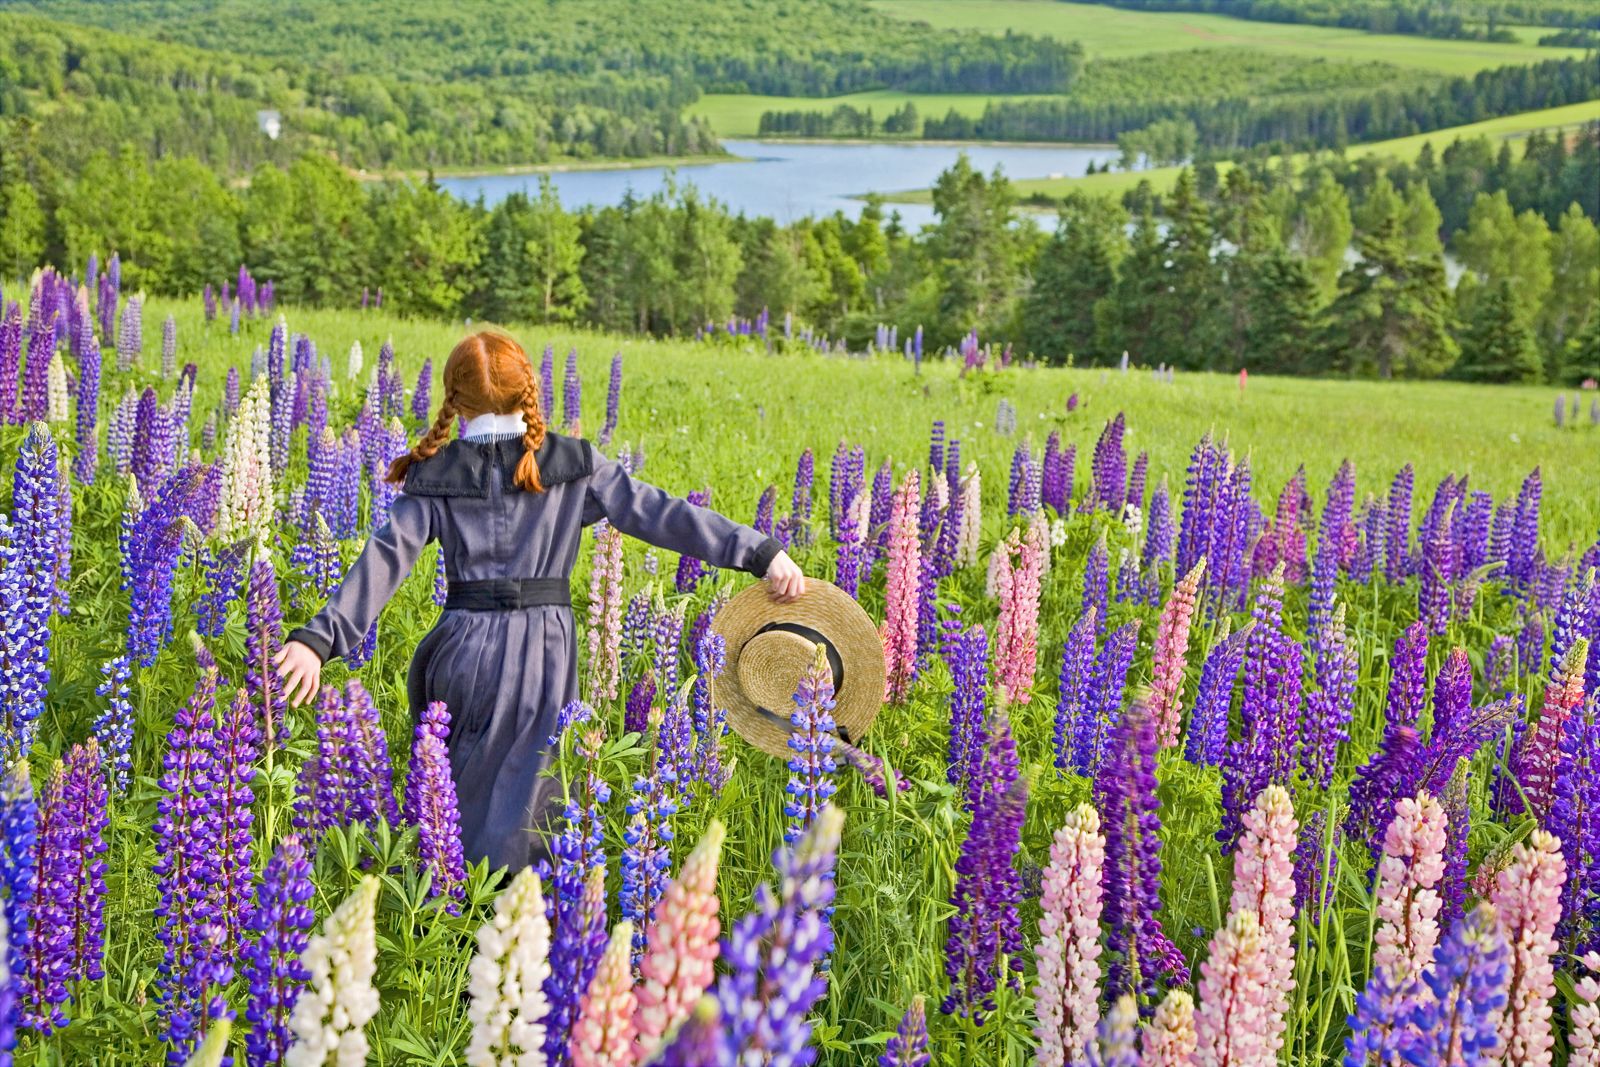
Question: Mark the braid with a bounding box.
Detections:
[386,398,456,485]
[513,378,546,493]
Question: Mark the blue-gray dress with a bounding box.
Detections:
[287,431,782,871]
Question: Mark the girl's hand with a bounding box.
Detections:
[765,550,805,603]
[274,640,322,708]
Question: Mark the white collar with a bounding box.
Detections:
[462,412,527,439]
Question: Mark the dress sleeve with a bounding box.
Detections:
[286,493,436,663]
[583,454,783,578]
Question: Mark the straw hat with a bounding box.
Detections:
[712,578,885,758]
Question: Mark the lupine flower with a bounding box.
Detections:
[1572,952,1600,1067]
[1373,792,1448,989]
[717,804,843,1065]
[218,377,274,544]
[242,835,316,1067]
[955,464,982,568]
[1185,621,1245,767]
[1195,908,1274,1067]
[1293,809,1341,932]
[22,761,72,1033]
[1139,480,1173,601]
[403,702,466,909]
[596,353,622,447]
[1226,783,1299,1060]
[284,877,381,1067]
[1096,703,1187,1003]
[5,424,63,753]
[22,311,56,422]
[674,488,712,593]
[1402,902,1509,1067]
[1508,467,1543,590]
[1150,559,1204,748]
[1077,620,1139,780]
[994,521,1045,705]
[214,690,259,951]
[1085,995,1139,1067]
[883,471,921,703]
[879,995,929,1067]
[0,306,20,424]
[778,448,814,549]
[1490,831,1564,1067]
[1033,803,1104,1067]
[1310,460,1356,637]
[1143,990,1197,1067]
[1081,533,1109,637]
[1088,413,1127,515]
[585,524,624,704]
[123,464,206,666]
[785,646,837,845]
[1509,638,1589,821]
[1385,463,1415,583]
[91,655,134,792]
[944,622,989,799]
[1220,565,1301,850]
[545,728,611,1067]
[465,866,550,1067]
[1553,692,1600,952]
[570,921,635,1067]
[620,711,679,962]
[245,557,288,748]
[0,761,35,1053]
[634,821,724,1057]
[561,348,582,435]
[1054,608,1096,775]
[1302,601,1357,788]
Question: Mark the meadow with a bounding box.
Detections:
[0,270,1599,1066]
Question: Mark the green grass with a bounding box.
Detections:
[18,293,1600,1064]
[689,89,1067,139]
[880,98,1600,201]
[871,0,1593,73]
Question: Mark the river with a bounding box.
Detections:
[437,139,1119,227]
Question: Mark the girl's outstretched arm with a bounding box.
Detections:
[279,493,438,700]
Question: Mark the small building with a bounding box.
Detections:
[256,109,282,140]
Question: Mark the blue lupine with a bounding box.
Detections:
[1075,620,1138,780]
[543,724,611,1067]
[241,836,314,1067]
[944,622,988,801]
[72,335,100,485]
[1055,607,1097,775]
[126,465,208,667]
[620,720,678,963]
[92,656,135,792]
[598,352,621,447]
[784,648,838,846]
[403,701,466,910]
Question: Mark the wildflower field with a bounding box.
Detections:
[1,268,1600,1067]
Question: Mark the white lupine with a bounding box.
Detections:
[466,867,552,1067]
[955,462,982,567]
[347,340,364,381]
[46,351,68,423]
[217,375,273,543]
[286,877,381,1067]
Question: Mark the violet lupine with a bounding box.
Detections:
[620,713,679,962]
[943,761,1027,1023]
[753,485,776,537]
[1509,637,1589,821]
[0,307,19,424]
[883,470,922,703]
[1385,463,1415,583]
[1185,621,1245,768]
[1553,693,1600,953]
[1220,565,1300,850]
[1088,412,1127,515]
[154,657,226,1064]
[92,654,135,792]
[214,689,259,950]
[879,996,930,1067]
[1054,608,1097,776]
[570,921,635,1067]
[1149,559,1204,749]
[72,334,100,485]
[21,311,56,423]
[196,539,247,640]
[716,804,843,1066]
[1077,620,1139,780]
[1401,901,1510,1067]
[54,743,106,990]
[560,348,582,435]
[544,729,611,1067]
[945,622,989,799]
[284,877,380,1067]
[674,488,712,593]
[779,447,815,550]
[994,521,1045,706]
[1372,792,1448,991]
[20,761,71,1034]
[242,835,315,1067]
[1302,600,1357,789]
[1310,460,1356,638]
[1033,803,1105,1067]
[785,646,838,846]
[585,523,624,704]
[1508,467,1543,590]
[1096,704,1187,1004]
[1440,767,1472,925]
[1140,481,1173,599]
[125,465,207,667]
[1419,504,1459,636]
[1293,808,1341,931]
[245,557,288,751]
[1081,533,1110,638]
[411,358,433,423]
[1041,432,1068,513]
[403,702,466,910]
[633,820,724,1058]
[1490,830,1564,1067]
[597,353,622,447]
[1226,783,1299,1062]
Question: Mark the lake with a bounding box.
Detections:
[438,139,1119,227]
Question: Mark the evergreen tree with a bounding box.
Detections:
[1151,168,1225,369]
[1243,246,1320,374]
[1566,313,1600,385]
[1455,278,1544,384]
[1321,214,1458,379]
[927,153,1025,341]
[1095,210,1165,366]
[1541,202,1599,371]
[1295,170,1353,302]
[1020,192,1126,364]
[1400,181,1443,259]
[1453,189,1553,327]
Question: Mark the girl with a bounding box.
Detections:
[275,329,804,871]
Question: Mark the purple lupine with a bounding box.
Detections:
[690,628,729,791]
[1552,693,1600,952]
[0,304,22,425]
[716,805,843,1064]
[1457,490,1493,574]
[869,459,894,562]
[1309,460,1355,639]
[125,465,207,667]
[1096,703,1188,1004]
[1301,603,1357,789]
[784,649,838,845]
[1006,443,1030,518]
[942,734,1026,1024]
[1075,619,1138,779]
[1507,467,1542,590]
[625,671,656,737]
[544,726,610,1067]
[1417,506,1458,636]
[0,765,30,1062]
[781,448,815,550]
[927,420,946,476]
[223,366,240,420]
[3,427,61,756]
[674,488,713,593]
[244,557,287,750]
[1384,464,1414,583]
[112,294,141,375]
[1551,569,1600,677]
[1516,612,1545,680]
[1292,808,1341,929]
[160,315,177,380]
[21,309,56,424]
[879,996,930,1067]
[214,690,260,949]
[562,348,581,433]
[539,345,555,423]
[294,687,356,837]
[1439,768,1470,923]
[753,485,776,537]
[1140,481,1174,587]
[1054,608,1097,775]
[1088,412,1127,516]
[241,834,314,1067]
[346,680,399,827]
[21,763,71,1033]
[1126,450,1148,514]
[1401,903,1509,1066]
[266,321,291,477]
[1219,566,1300,849]
[1040,432,1065,513]
[403,702,466,910]
[1350,494,1384,584]
[71,335,100,485]
[130,388,172,492]
[1387,620,1430,729]
[411,358,433,423]
[1342,726,1424,866]
[58,742,107,986]
[598,352,622,447]
[153,657,225,1064]
[1485,633,1515,694]
[92,655,135,792]
[944,622,989,801]
[195,539,247,640]
[1082,533,1110,640]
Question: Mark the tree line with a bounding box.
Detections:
[0,125,1594,383]
[1078,0,1598,36]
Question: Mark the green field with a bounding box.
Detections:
[689,89,1067,138]
[879,98,1600,202]
[871,0,1591,72]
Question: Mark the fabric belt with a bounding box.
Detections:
[443,577,572,611]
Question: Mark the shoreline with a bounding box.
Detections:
[728,135,1118,149]
[350,151,753,183]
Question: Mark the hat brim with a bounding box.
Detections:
[712,578,886,759]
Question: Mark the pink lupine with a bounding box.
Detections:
[1150,559,1206,749]
[585,523,625,703]
[1491,830,1566,1067]
[955,463,982,568]
[1143,990,1197,1067]
[1228,783,1298,1059]
[633,821,724,1058]
[1573,951,1600,1067]
[1194,909,1274,1067]
[1373,792,1448,988]
[995,520,1045,706]
[570,921,637,1067]
[882,470,922,703]
[1510,638,1589,820]
[1032,803,1105,1067]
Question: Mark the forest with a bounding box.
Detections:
[1069,0,1600,35]
[1,116,1593,384]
